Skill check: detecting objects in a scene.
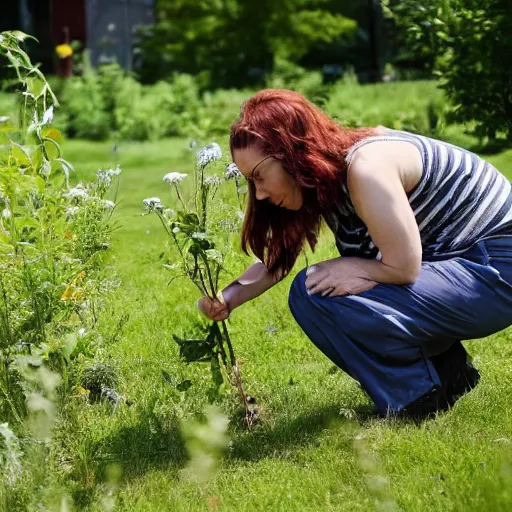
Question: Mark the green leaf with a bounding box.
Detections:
[9,142,32,167]
[61,333,78,360]
[205,249,223,264]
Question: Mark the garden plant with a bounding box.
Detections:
[143,142,257,427]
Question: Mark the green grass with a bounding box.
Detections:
[30,129,512,512]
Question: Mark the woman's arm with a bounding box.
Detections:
[306,141,424,297]
[222,262,281,310]
[347,141,423,284]
[198,262,280,320]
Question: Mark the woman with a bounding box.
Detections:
[199,89,512,419]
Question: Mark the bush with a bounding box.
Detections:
[437,0,512,140]
[59,57,202,141]
[384,0,512,141]
[324,78,447,136]
[265,58,328,104]
[0,31,118,427]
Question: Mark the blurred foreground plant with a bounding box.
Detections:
[0,30,120,509]
[142,143,257,426]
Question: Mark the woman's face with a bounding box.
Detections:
[233,145,303,210]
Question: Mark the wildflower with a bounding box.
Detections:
[143,197,164,211]
[2,208,11,219]
[97,166,122,185]
[103,200,115,210]
[204,176,223,186]
[65,206,79,217]
[42,105,54,125]
[163,172,187,184]
[197,143,222,168]
[61,284,84,301]
[55,43,73,59]
[225,163,242,180]
[63,185,89,200]
[0,116,9,123]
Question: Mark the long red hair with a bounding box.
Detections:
[230,89,376,277]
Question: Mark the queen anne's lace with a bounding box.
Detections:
[225,162,242,180]
[163,172,187,184]
[142,197,164,211]
[197,143,222,168]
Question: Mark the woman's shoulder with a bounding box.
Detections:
[347,132,424,194]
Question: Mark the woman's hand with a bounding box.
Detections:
[305,258,378,297]
[197,296,230,321]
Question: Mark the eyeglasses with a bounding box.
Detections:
[249,155,275,182]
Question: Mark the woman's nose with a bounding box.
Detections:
[255,185,270,201]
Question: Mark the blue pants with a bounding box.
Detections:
[288,237,512,415]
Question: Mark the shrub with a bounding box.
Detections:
[0,31,119,426]
[324,78,446,136]
[384,0,512,141]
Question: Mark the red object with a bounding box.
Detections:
[51,0,86,77]
[51,0,86,46]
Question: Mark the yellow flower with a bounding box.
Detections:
[56,44,73,59]
[60,271,86,301]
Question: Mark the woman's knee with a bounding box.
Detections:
[288,267,350,324]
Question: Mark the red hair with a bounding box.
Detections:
[230,89,376,277]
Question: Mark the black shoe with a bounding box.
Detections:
[446,361,480,406]
[396,387,450,422]
[430,341,480,407]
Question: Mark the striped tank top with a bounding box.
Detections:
[325,130,512,261]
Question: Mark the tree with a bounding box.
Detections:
[135,0,356,89]
[383,0,512,141]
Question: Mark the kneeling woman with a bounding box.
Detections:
[199,89,512,419]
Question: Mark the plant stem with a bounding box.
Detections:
[173,184,187,211]
[214,325,228,369]
[220,320,236,369]
[221,320,252,428]
[197,268,211,299]
[200,254,217,300]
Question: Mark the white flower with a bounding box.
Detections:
[63,185,89,200]
[0,116,9,123]
[42,105,54,125]
[204,176,223,186]
[225,163,242,180]
[197,143,222,168]
[103,200,115,210]
[163,172,187,184]
[97,166,122,185]
[65,206,79,216]
[2,208,11,219]
[143,197,164,211]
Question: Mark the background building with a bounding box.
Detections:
[0,0,154,74]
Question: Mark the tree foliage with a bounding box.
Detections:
[384,0,512,140]
[136,0,356,88]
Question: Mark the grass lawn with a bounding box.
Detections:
[41,133,512,512]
